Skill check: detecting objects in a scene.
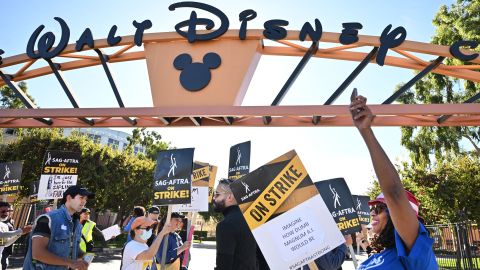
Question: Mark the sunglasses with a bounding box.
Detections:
[0,210,12,214]
[370,203,387,214]
[213,192,229,198]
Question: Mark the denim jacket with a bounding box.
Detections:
[23,205,83,270]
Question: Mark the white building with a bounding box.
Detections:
[63,128,146,154]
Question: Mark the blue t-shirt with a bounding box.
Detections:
[155,232,183,264]
[124,217,136,243]
[358,223,438,269]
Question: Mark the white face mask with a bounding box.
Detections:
[0,217,7,222]
[140,229,152,241]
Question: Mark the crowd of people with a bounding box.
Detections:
[10,96,438,269]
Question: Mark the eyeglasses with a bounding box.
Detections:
[0,210,12,214]
[213,192,229,198]
[370,203,387,214]
[137,226,152,231]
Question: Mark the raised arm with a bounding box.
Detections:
[350,95,419,250]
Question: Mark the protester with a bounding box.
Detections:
[23,185,94,270]
[213,178,258,270]
[155,212,191,270]
[124,206,146,243]
[350,95,438,269]
[79,207,107,253]
[120,216,174,270]
[146,206,161,246]
[0,202,32,268]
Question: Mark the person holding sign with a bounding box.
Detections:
[350,95,437,269]
[23,185,94,270]
[121,217,174,270]
[0,202,32,267]
[213,178,258,270]
[155,212,191,270]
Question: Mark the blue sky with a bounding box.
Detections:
[1,0,457,194]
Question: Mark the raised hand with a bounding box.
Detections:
[349,95,374,130]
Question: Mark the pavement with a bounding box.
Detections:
[9,242,367,269]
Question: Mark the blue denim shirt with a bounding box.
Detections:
[23,205,83,270]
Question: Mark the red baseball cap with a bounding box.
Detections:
[368,190,420,216]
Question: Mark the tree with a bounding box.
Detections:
[398,0,480,168]
[0,82,36,142]
[0,81,35,109]
[367,153,480,224]
[0,128,170,225]
[126,128,171,160]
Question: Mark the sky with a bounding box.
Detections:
[0,0,457,195]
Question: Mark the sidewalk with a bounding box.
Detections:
[10,243,368,269]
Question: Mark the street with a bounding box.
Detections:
[11,242,365,269]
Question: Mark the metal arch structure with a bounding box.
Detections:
[1,29,480,128]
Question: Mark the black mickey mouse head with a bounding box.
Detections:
[173,52,221,92]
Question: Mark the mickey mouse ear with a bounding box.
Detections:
[203,52,221,69]
[173,54,192,70]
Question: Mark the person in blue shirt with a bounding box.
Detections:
[155,212,191,269]
[123,206,146,243]
[350,95,438,269]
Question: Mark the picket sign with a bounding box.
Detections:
[183,212,198,268]
[160,206,173,270]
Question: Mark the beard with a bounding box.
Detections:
[213,199,226,213]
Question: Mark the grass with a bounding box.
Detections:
[436,257,480,269]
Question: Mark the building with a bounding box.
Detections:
[2,128,146,155]
[63,128,146,154]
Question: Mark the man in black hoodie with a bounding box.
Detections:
[213,178,258,270]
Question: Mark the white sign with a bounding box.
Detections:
[254,195,345,270]
[37,175,78,200]
[172,186,209,212]
[101,224,121,241]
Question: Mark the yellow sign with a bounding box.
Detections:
[244,155,307,230]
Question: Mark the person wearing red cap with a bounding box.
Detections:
[121,217,174,270]
[350,95,438,269]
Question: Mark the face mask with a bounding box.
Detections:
[140,229,152,241]
[0,217,7,222]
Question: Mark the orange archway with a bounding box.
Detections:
[1,30,479,128]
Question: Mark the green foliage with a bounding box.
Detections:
[0,128,170,224]
[398,0,480,168]
[126,128,171,160]
[367,154,480,224]
[0,82,35,109]
[399,153,480,224]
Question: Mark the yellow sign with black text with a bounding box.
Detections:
[244,155,307,230]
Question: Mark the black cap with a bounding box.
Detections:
[81,207,91,213]
[148,206,160,214]
[62,185,94,204]
[171,212,185,219]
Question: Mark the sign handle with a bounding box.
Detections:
[348,244,358,269]
[307,261,320,270]
[183,212,197,268]
[52,198,58,210]
[160,206,172,270]
[2,195,7,202]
